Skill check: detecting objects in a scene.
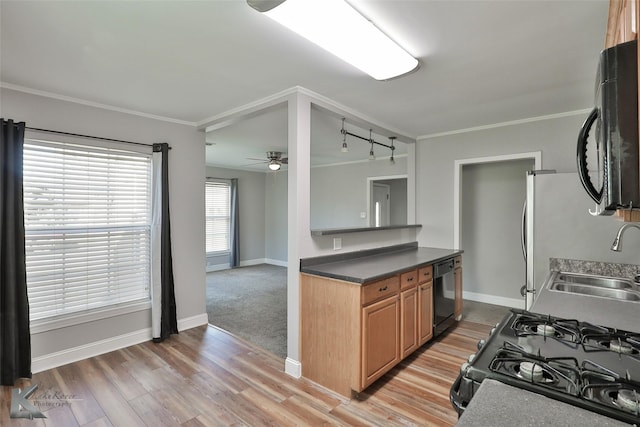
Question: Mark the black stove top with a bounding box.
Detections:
[451,309,640,424]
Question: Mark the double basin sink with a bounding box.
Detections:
[547,271,640,302]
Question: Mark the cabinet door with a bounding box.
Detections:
[361,296,400,389]
[418,281,433,345]
[454,266,463,320]
[400,287,419,358]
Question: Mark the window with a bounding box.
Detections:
[205,181,231,253]
[23,139,152,321]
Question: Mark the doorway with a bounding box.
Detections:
[454,152,541,308]
[371,183,390,226]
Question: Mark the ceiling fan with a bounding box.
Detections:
[246,151,288,171]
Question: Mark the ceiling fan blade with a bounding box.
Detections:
[281,158,288,164]
[245,157,268,162]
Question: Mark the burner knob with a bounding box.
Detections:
[460,362,470,374]
[489,322,500,335]
[477,339,486,350]
[468,353,476,363]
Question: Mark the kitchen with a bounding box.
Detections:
[2,0,640,426]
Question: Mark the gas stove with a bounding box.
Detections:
[450,309,640,424]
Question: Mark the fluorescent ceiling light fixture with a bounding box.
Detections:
[247,0,419,80]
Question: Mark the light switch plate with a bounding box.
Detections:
[360,212,366,218]
[333,237,342,250]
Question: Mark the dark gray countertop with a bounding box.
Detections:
[456,379,631,427]
[531,282,640,334]
[300,245,462,284]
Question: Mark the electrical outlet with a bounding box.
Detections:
[360,212,366,218]
[333,237,342,250]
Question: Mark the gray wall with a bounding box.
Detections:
[265,170,288,263]
[461,159,534,304]
[2,87,206,359]
[377,178,408,226]
[416,112,640,306]
[205,166,269,267]
[310,156,408,229]
[416,113,585,249]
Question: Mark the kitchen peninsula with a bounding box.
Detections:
[299,242,463,397]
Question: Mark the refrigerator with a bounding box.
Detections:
[523,170,640,310]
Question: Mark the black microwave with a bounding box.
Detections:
[577,39,639,214]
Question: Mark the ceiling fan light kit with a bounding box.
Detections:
[246,0,418,80]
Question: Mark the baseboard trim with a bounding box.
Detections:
[206,259,288,273]
[31,313,209,374]
[206,263,229,272]
[265,258,288,267]
[178,313,209,331]
[462,290,523,309]
[284,357,302,378]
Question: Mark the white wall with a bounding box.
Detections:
[2,87,206,366]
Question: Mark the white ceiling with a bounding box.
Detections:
[1,0,609,171]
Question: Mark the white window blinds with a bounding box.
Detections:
[205,181,231,253]
[23,140,152,321]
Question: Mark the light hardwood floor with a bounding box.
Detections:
[1,321,490,426]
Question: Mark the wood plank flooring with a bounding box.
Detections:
[1,321,490,426]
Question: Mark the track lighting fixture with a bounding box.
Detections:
[340,118,348,153]
[339,119,398,163]
[368,130,375,160]
[389,137,396,165]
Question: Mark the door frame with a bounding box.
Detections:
[453,152,542,250]
[366,174,408,226]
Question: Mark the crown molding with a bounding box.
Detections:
[1,82,197,127]
[418,108,593,140]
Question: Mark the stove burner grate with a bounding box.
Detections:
[489,345,581,396]
[582,332,640,357]
[511,314,581,344]
[581,371,640,417]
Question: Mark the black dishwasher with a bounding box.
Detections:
[433,258,456,336]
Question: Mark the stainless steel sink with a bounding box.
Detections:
[550,282,640,301]
[554,272,635,290]
[545,271,640,302]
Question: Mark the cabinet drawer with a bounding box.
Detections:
[418,265,433,284]
[454,256,462,267]
[362,276,399,306]
[400,270,418,290]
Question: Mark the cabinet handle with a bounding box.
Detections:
[379,286,388,292]
[407,277,414,282]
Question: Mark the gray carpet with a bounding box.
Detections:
[206,264,287,358]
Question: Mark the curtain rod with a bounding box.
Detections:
[25,126,171,150]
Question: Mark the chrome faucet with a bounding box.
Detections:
[610,223,640,252]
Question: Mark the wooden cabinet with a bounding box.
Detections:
[454,256,463,320]
[607,0,640,222]
[400,285,419,359]
[300,257,458,397]
[418,280,433,345]
[362,295,400,389]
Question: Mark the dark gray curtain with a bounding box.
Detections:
[229,178,240,268]
[153,143,178,342]
[0,118,32,385]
